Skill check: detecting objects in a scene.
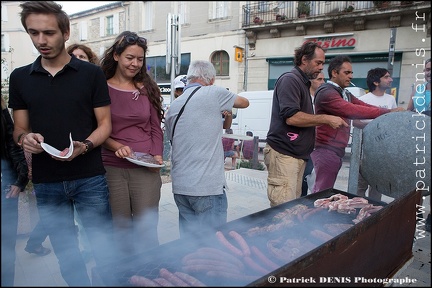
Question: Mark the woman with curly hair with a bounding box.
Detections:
[99,31,164,258]
[67,43,99,64]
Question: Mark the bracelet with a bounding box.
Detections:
[81,139,94,155]
[17,132,28,147]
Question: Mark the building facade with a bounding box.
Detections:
[2,1,431,108]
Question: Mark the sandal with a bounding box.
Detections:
[24,244,51,256]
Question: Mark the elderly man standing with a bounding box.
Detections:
[165,60,249,238]
[265,42,348,207]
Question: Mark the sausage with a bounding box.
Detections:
[129,275,161,287]
[206,270,258,282]
[215,231,243,257]
[183,263,242,275]
[250,245,279,270]
[228,230,251,257]
[303,207,325,220]
[182,258,243,272]
[153,277,175,287]
[196,247,245,269]
[174,272,206,287]
[182,250,244,270]
[243,256,271,275]
[159,268,190,287]
[310,229,333,242]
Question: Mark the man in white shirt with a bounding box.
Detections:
[353,68,400,201]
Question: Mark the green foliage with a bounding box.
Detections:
[238,160,265,171]
[373,1,390,8]
[297,1,311,17]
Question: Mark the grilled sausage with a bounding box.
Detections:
[215,231,243,257]
[310,229,333,242]
[250,245,279,270]
[196,247,245,269]
[182,251,244,270]
[159,268,190,287]
[182,258,243,272]
[228,230,251,257]
[129,275,161,287]
[183,263,242,275]
[174,272,206,287]
[153,277,175,287]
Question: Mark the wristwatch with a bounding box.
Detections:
[81,139,94,155]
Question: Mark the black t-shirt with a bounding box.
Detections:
[8,55,111,183]
[266,67,315,160]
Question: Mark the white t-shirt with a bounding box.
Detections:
[358,92,397,123]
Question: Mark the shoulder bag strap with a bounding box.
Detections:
[171,86,201,142]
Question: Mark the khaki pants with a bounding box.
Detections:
[263,144,306,207]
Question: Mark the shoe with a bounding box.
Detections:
[25,244,51,256]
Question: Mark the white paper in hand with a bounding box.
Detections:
[40,132,74,159]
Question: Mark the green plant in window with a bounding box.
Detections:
[297,1,311,17]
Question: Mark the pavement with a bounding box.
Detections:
[13,156,431,287]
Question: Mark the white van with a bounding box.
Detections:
[231,90,274,148]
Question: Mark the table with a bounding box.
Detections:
[222,134,254,168]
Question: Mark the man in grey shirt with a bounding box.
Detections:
[165,60,249,238]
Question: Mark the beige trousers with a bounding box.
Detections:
[263,144,306,207]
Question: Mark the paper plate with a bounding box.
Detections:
[40,132,74,159]
[125,152,165,168]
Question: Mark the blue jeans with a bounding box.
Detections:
[34,175,114,286]
[174,188,228,238]
[1,158,19,287]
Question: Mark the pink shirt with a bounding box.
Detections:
[102,84,163,168]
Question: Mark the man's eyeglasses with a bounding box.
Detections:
[119,35,147,46]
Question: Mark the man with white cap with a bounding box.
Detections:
[173,75,187,99]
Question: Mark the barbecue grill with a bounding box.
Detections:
[92,188,421,287]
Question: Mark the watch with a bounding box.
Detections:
[81,139,94,155]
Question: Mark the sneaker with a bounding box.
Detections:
[25,244,51,256]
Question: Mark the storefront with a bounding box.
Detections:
[266,51,403,101]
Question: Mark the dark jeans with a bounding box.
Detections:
[301,158,314,197]
[26,220,48,248]
[34,175,115,286]
[1,158,19,287]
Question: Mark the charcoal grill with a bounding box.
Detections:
[92,188,421,287]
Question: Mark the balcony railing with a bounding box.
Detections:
[242,1,424,27]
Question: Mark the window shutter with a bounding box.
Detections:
[80,21,88,40]
[113,13,119,34]
[100,17,105,37]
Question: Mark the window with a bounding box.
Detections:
[100,14,119,37]
[1,4,8,21]
[146,53,190,83]
[211,2,229,19]
[211,51,229,76]
[1,33,9,52]
[106,16,114,35]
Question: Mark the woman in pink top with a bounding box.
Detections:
[100,31,164,258]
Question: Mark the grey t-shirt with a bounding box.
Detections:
[165,84,236,196]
